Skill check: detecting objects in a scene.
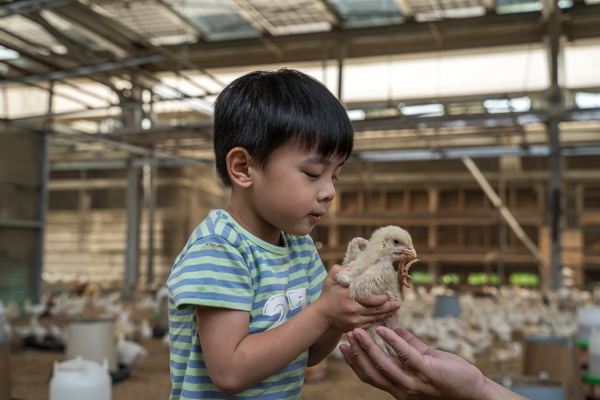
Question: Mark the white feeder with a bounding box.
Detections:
[50,357,111,400]
[66,317,118,373]
[590,328,600,378]
[577,306,600,343]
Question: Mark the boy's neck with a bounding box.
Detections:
[224,202,283,247]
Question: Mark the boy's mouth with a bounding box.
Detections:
[309,213,324,222]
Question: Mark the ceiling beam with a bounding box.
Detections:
[3,53,166,84]
[49,157,212,170]
[149,4,600,70]
[0,0,73,19]
[2,119,210,166]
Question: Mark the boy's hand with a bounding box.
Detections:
[314,264,400,333]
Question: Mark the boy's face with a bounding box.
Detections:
[250,141,345,238]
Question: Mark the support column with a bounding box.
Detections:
[120,73,144,129]
[428,188,438,215]
[546,2,563,290]
[125,164,141,291]
[33,132,49,302]
[337,39,345,103]
[498,160,507,286]
[143,161,157,286]
[428,261,440,285]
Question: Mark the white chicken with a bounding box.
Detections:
[14,315,47,342]
[335,226,419,356]
[24,296,49,318]
[135,296,155,311]
[114,310,135,340]
[49,324,68,345]
[4,300,20,320]
[138,319,153,342]
[117,333,148,367]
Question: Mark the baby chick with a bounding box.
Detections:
[335,226,419,356]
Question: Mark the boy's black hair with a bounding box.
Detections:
[213,68,354,187]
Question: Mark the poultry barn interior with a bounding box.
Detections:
[1,0,600,399]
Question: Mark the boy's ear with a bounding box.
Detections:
[226,147,253,188]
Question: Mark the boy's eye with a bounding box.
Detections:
[305,172,320,179]
[332,175,339,181]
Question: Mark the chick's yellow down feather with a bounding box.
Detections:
[336,225,419,357]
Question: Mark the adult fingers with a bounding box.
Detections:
[352,329,411,389]
[339,343,370,383]
[376,327,427,374]
[393,327,432,356]
[345,332,398,393]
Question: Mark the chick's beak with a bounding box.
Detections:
[402,245,417,260]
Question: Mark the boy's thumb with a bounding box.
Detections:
[329,264,350,274]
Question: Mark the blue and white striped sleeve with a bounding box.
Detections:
[166,236,253,312]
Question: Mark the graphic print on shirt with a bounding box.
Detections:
[263,288,308,330]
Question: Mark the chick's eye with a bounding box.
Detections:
[393,239,400,245]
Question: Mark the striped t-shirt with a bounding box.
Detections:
[166,209,327,400]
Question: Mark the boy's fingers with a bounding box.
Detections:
[359,295,394,307]
[362,301,400,316]
[366,309,399,325]
[376,327,427,374]
[328,264,347,276]
[330,264,350,272]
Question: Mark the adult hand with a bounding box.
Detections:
[339,327,525,400]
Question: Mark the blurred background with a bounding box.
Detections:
[1,0,600,399]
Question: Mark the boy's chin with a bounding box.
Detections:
[286,223,315,237]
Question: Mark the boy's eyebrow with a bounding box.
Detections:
[305,156,346,167]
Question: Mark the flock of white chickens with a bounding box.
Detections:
[397,285,598,367]
[1,284,598,373]
[0,289,169,369]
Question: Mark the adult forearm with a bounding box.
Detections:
[307,329,342,366]
[476,378,529,400]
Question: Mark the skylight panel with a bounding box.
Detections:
[234,0,333,36]
[400,103,445,116]
[495,0,542,14]
[327,0,403,28]
[162,0,260,41]
[483,97,531,113]
[1,15,68,54]
[0,45,19,61]
[575,92,600,109]
[90,0,198,46]
[39,10,106,52]
[406,0,486,21]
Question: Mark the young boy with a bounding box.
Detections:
[166,69,400,399]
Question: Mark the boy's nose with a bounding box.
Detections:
[318,180,336,203]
